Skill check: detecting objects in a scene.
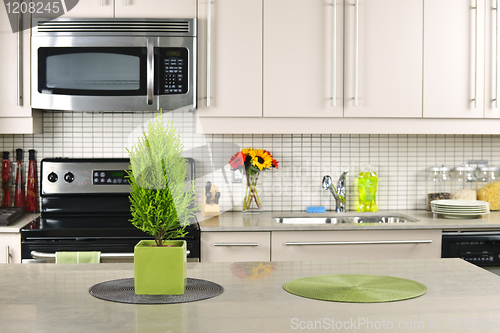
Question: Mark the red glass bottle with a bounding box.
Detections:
[26,149,38,212]
[14,149,24,207]
[2,151,10,207]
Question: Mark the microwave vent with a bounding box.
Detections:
[34,19,193,36]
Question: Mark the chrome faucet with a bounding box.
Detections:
[322,171,348,212]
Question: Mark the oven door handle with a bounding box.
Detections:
[30,250,190,259]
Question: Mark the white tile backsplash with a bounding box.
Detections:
[1,111,500,212]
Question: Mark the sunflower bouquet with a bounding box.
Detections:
[229,148,279,213]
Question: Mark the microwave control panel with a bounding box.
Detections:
[159,48,188,95]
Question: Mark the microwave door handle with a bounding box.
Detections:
[146,38,154,105]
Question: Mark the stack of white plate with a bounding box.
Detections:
[431,200,490,219]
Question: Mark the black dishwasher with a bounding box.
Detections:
[441,231,500,275]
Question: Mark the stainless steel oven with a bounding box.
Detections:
[21,158,200,263]
[442,231,500,276]
[31,18,196,111]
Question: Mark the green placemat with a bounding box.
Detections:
[283,274,427,303]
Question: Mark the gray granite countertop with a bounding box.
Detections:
[1,259,499,332]
[198,210,500,232]
[0,213,39,233]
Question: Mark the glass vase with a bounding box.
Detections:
[243,171,263,214]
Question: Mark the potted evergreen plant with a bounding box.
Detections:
[126,114,197,295]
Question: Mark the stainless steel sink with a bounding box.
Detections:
[274,215,417,224]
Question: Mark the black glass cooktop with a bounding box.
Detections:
[22,215,199,238]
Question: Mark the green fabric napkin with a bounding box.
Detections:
[55,251,101,264]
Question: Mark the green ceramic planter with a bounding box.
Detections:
[134,240,187,295]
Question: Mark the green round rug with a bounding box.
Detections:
[283,274,427,303]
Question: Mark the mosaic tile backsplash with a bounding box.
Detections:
[1,110,500,214]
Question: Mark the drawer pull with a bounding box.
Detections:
[5,246,11,263]
[213,242,259,247]
[285,240,432,246]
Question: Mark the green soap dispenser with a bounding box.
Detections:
[357,164,378,212]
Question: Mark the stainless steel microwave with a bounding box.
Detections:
[31,18,196,111]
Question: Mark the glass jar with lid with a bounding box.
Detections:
[477,166,500,210]
[427,165,451,211]
[477,166,500,184]
[451,165,477,200]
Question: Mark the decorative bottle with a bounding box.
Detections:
[2,152,10,207]
[26,149,38,212]
[14,149,24,207]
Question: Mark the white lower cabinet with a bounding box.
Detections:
[271,229,442,261]
[201,232,271,262]
[0,233,21,264]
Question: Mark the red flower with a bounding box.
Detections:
[229,151,246,170]
[272,159,279,169]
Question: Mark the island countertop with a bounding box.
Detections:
[1,258,500,332]
[198,210,500,231]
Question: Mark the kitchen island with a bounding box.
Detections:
[1,258,500,332]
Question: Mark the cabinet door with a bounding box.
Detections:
[0,234,21,264]
[60,0,114,17]
[271,230,441,261]
[424,0,485,118]
[344,0,423,118]
[115,0,196,18]
[263,0,343,117]
[201,232,271,262]
[485,0,499,118]
[197,0,262,117]
[0,12,31,118]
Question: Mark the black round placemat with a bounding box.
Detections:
[89,278,224,304]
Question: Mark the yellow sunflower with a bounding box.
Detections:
[249,149,273,170]
[241,147,255,156]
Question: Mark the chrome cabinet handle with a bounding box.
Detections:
[473,0,479,108]
[30,250,190,259]
[213,242,259,247]
[495,0,499,107]
[285,240,432,246]
[5,246,11,263]
[206,0,212,107]
[332,0,337,107]
[100,0,104,5]
[124,0,128,5]
[146,37,154,105]
[354,0,359,107]
[17,2,22,106]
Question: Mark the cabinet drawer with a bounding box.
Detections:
[0,233,21,264]
[201,232,271,262]
[271,229,441,261]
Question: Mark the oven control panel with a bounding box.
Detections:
[92,170,129,185]
[41,158,131,194]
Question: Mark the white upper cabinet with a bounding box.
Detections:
[263,0,343,118]
[423,0,487,118]
[60,0,114,17]
[343,0,423,118]
[62,0,196,18]
[264,0,422,118]
[197,0,262,117]
[0,10,41,134]
[115,0,196,18]
[485,0,500,118]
